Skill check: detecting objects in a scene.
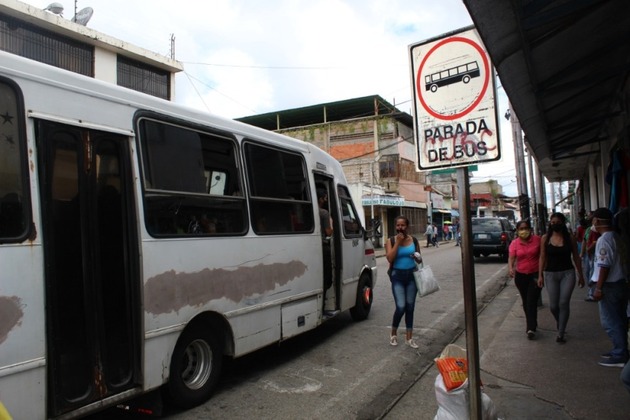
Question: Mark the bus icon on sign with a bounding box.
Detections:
[425,61,480,92]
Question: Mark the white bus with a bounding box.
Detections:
[0,51,377,419]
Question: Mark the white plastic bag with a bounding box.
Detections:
[434,344,500,420]
[414,265,439,297]
[433,375,499,420]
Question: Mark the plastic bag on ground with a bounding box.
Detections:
[433,344,500,420]
[433,375,499,420]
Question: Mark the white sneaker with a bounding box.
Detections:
[405,338,419,349]
[390,335,398,346]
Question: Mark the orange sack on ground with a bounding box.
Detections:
[435,356,468,391]
[434,344,468,391]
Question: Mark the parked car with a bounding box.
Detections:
[471,217,515,261]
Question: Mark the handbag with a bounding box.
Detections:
[414,264,439,297]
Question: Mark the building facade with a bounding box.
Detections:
[0,0,182,100]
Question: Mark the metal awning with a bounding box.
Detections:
[463,0,630,182]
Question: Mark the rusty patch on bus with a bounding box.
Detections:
[145,261,308,315]
[0,296,24,345]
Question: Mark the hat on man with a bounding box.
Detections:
[592,207,613,221]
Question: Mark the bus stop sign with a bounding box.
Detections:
[409,26,500,171]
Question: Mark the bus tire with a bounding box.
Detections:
[350,273,373,321]
[164,325,223,409]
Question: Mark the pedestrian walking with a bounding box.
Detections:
[425,222,433,248]
[508,220,542,339]
[432,224,439,247]
[538,212,585,344]
[582,212,600,301]
[590,207,629,368]
[385,216,422,349]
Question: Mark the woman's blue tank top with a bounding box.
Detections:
[393,243,416,270]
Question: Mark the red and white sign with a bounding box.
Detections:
[409,27,501,171]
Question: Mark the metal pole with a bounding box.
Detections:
[535,168,546,234]
[509,102,530,220]
[457,167,482,420]
[527,150,537,225]
[371,161,375,228]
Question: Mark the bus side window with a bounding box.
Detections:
[0,82,29,242]
[337,185,362,237]
[138,118,247,237]
[243,141,313,235]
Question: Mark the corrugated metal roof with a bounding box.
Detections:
[463,0,630,182]
[236,95,413,130]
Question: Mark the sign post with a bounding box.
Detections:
[410,26,500,420]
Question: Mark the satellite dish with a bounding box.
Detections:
[72,7,93,26]
[44,2,64,15]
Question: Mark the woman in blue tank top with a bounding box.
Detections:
[385,216,422,349]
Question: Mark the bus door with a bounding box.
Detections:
[315,176,340,312]
[335,185,366,308]
[36,121,140,417]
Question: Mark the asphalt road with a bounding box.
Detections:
[90,241,510,419]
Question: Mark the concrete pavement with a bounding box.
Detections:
[373,241,630,419]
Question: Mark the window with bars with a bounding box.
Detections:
[117,56,170,100]
[0,13,93,76]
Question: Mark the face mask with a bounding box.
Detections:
[518,230,531,239]
[550,224,563,232]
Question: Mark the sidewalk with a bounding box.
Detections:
[375,245,630,419]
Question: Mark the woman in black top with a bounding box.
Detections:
[538,212,584,343]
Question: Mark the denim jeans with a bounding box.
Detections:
[583,253,594,298]
[599,281,629,360]
[390,268,417,331]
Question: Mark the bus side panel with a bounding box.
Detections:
[141,235,323,354]
[281,297,319,340]
[0,245,46,420]
[230,306,281,353]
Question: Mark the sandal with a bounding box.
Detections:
[390,335,398,346]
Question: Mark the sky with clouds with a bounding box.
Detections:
[37,0,525,197]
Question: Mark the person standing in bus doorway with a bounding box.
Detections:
[318,189,333,316]
[508,220,542,340]
[385,216,422,349]
[538,212,585,344]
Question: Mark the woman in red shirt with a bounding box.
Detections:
[508,220,542,340]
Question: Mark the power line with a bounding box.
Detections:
[182,61,346,70]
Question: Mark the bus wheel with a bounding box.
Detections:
[165,325,223,408]
[350,273,373,321]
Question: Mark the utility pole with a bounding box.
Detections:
[508,102,530,219]
[535,169,547,234]
[526,149,538,228]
